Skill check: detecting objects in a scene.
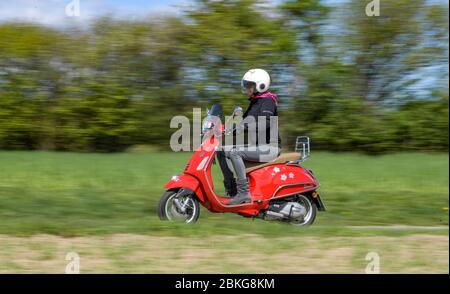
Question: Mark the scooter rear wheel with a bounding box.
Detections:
[158,190,200,224]
[290,194,317,226]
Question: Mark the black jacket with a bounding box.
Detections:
[242,94,281,148]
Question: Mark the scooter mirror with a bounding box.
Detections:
[233,106,243,118]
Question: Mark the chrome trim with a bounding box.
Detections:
[270,187,318,200]
[196,156,209,170]
[271,182,320,199]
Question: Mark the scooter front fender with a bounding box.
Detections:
[164,174,206,203]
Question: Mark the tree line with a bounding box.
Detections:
[0,0,448,153]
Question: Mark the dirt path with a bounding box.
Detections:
[346,226,449,231]
[0,234,447,273]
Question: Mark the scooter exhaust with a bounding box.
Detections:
[265,210,285,218]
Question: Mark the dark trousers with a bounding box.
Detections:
[217,150,234,183]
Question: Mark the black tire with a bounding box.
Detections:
[157,190,200,223]
[290,194,317,226]
[157,190,175,221]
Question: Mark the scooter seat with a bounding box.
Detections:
[244,152,301,173]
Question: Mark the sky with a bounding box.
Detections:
[0,0,350,27]
[0,0,195,26]
[1,0,446,27]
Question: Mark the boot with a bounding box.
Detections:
[223,177,237,197]
[227,179,251,205]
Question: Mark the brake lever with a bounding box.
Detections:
[224,127,236,136]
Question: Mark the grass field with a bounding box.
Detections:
[0,151,448,273]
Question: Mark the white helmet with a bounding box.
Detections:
[241,68,271,94]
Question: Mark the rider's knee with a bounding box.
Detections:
[229,148,241,159]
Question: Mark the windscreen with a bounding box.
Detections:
[208,104,223,118]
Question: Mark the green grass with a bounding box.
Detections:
[0,151,448,236]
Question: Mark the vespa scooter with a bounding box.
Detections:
[158,104,325,225]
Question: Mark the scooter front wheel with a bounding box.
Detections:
[158,190,200,224]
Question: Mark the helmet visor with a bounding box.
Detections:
[241,80,256,94]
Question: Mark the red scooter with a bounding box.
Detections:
[158,104,326,225]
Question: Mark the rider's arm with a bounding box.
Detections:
[241,98,276,131]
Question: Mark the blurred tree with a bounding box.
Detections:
[0,0,447,153]
[281,0,448,152]
[344,0,449,104]
[0,24,64,149]
[281,0,330,63]
[182,0,298,110]
[387,90,449,151]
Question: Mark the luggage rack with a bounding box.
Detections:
[294,136,311,162]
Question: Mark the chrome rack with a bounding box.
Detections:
[294,136,311,162]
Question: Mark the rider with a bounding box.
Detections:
[218,68,282,205]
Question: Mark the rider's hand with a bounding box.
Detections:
[234,123,245,135]
[224,128,234,136]
[224,124,244,136]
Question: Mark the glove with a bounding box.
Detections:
[234,123,245,135]
[224,123,245,136]
[224,127,234,136]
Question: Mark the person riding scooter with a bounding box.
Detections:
[217,68,282,205]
